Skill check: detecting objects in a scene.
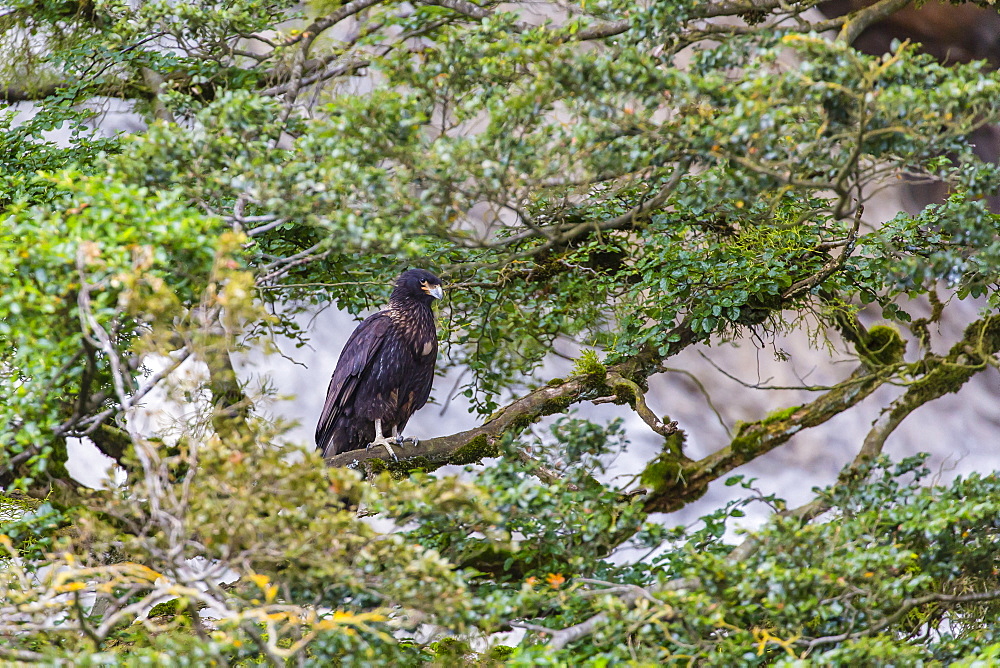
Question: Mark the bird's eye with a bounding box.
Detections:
[420,280,427,285]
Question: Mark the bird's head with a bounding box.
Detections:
[394,268,444,304]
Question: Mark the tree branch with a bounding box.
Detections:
[325,376,590,470]
[640,363,887,513]
[804,589,1000,650]
[0,83,62,102]
[595,372,678,438]
[836,0,912,45]
[510,344,989,653]
[862,314,1000,454]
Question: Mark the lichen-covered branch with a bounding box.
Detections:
[641,314,1000,514]
[595,372,678,437]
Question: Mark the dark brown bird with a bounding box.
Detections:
[316,269,443,460]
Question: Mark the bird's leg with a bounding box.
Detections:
[392,425,419,448]
[367,419,398,461]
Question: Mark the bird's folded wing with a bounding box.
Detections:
[315,312,391,451]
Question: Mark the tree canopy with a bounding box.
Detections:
[3,0,1000,664]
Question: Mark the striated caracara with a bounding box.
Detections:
[315,269,443,460]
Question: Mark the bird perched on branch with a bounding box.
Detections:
[316,269,444,461]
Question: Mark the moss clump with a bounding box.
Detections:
[483,645,516,664]
[508,411,540,432]
[661,427,686,458]
[429,637,473,663]
[640,438,692,492]
[147,597,197,619]
[639,431,689,490]
[729,422,762,455]
[546,377,565,386]
[898,362,976,413]
[572,349,607,387]
[861,325,906,367]
[611,379,637,406]
[0,491,41,523]
[728,405,800,455]
[387,456,433,479]
[540,394,573,415]
[894,315,1000,414]
[761,404,800,424]
[640,443,707,511]
[640,458,686,490]
[452,434,499,465]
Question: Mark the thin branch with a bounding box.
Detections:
[459,160,691,271]
[659,365,733,437]
[419,0,493,21]
[66,348,193,437]
[695,350,836,392]
[782,202,863,300]
[514,448,579,490]
[245,218,289,237]
[597,372,678,438]
[261,57,372,97]
[805,589,1000,650]
[283,0,388,48]
[256,241,330,283]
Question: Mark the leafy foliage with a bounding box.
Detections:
[3,0,1000,663]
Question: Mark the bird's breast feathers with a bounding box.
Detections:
[385,308,437,355]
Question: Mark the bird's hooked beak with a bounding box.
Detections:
[428,284,444,300]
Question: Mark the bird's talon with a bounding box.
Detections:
[366,440,399,461]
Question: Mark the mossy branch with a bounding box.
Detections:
[639,314,1000,513]
[594,372,678,437]
[88,424,133,469]
[325,323,693,473]
[836,0,912,45]
[325,376,590,473]
[641,364,887,513]
[863,314,1000,453]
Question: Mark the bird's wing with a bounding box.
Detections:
[315,312,391,455]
